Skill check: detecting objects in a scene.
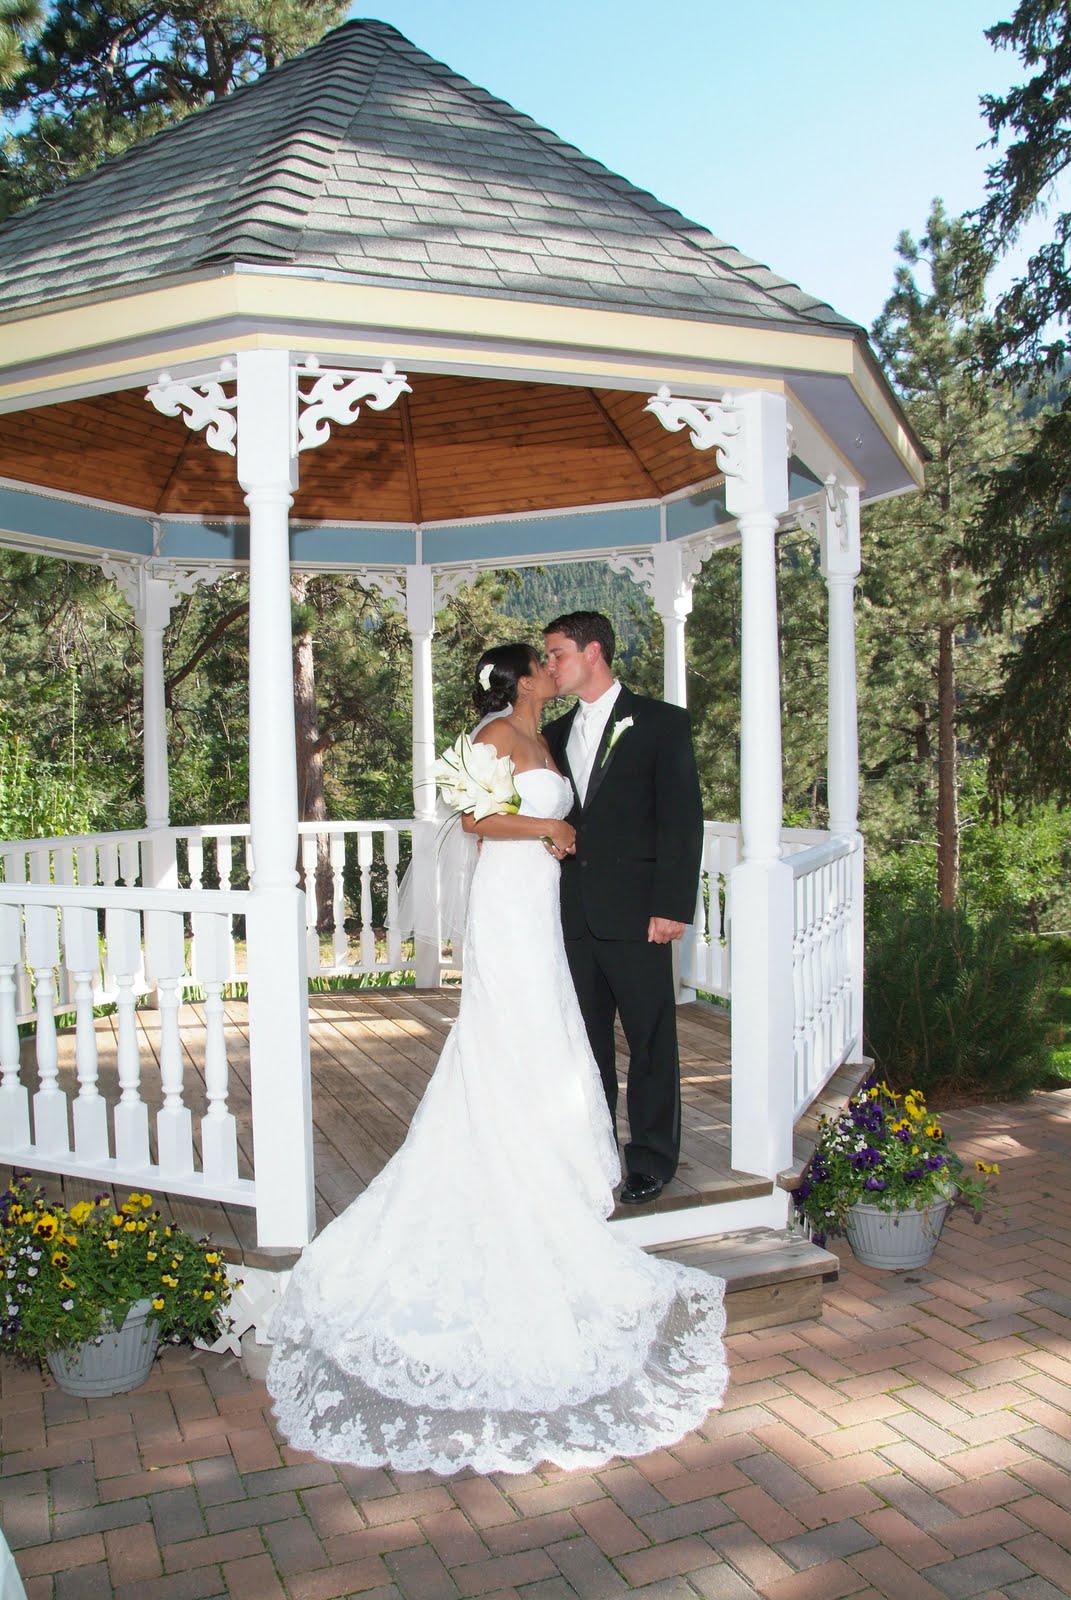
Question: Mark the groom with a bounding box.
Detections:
[543,611,704,1204]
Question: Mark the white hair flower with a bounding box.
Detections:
[478,663,493,691]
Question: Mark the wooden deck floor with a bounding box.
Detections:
[2,990,761,1265]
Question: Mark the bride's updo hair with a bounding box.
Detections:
[473,643,540,717]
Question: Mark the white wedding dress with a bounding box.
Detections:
[266,769,728,1475]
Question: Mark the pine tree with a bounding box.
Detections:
[967,0,1071,804]
[866,201,1020,904]
[0,0,347,215]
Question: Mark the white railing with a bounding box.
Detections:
[0,820,419,992]
[789,834,861,1116]
[0,882,254,1207]
[681,822,832,1000]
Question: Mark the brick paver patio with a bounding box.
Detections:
[2,1090,1069,1600]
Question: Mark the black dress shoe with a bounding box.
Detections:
[619,1171,664,1205]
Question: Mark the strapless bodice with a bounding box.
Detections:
[515,767,573,820]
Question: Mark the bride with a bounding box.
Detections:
[266,643,728,1476]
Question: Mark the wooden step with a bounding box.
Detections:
[652,1225,840,1333]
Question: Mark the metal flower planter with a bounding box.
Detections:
[47,1298,161,1396]
[844,1198,951,1270]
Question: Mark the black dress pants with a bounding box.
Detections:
[564,932,681,1181]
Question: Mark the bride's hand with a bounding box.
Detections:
[542,820,576,859]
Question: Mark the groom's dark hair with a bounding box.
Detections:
[544,611,615,667]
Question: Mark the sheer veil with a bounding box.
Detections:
[395,706,513,951]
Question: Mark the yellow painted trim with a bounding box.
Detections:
[0,270,922,482]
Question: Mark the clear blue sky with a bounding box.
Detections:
[353,0,1024,331]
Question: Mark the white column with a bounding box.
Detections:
[645,384,793,1181]
[726,392,793,1177]
[139,578,173,830]
[407,566,440,987]
[652,542,692,709]
[821,484,861,838]
[820,481,865,1062]
[237,349,315,1250]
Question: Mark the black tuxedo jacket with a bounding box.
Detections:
[543,686,704,941]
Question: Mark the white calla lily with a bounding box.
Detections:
[433,733,521,820]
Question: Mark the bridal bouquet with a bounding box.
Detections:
[433,733,521,820]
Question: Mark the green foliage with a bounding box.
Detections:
[0,1179,236,1364]
[0,0,347,215]
[0,0,40,88]
[0,728,98,841]
[863,885,1057,1100]
[793,1082,995,1243]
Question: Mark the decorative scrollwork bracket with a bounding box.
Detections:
[295,358,412,453]
[606,550,656,598]
[433,566,479,607]
[146,362,238,456]
[644,386,744,480]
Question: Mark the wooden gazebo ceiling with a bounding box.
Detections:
[0,375,719,524]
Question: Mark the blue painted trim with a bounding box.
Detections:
[0,486,153,554]
[422,505,660,563]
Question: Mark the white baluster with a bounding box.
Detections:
[194,910,239,1184]
[301,834,321,973]
[75,844,96,886]
[217,836,233,891]
[146,908,193,1175]
[119,837,140,886]
[98,841,119,886]
[0,903,29,1150]
[62,904,109,1162]
[384,830,402,971]
[26,903,67,1154]
[331,832,348,969]
[358,833,375,968]
[107,908,150,1171]
[188,837,204,890]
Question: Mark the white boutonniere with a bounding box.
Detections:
[600,715,634,767]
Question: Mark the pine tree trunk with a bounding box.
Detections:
[292,575,333,934]
[936,620,959,910]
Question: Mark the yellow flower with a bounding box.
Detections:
[136,1221,147,1232]
[124,1221,137,1233]
[203,1290,215,1301]
[152,1297,165,1310]
[146,1251,158,1262]
[105,1239,119,1253]
[121,1200,139,1215]
[33,1214,58,1240]
[140,1195,153,1209]
[110,1215,123,1229]
[69,1201,93,1225]
[976,1160,1000,1175]
[51,1250,70,1268]
[59,1275,76,1290]
[161,1274,179,1288]
[206,1252,220,1265]
[926,1124,944,1141]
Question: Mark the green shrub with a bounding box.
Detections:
[864,887,1057,1100]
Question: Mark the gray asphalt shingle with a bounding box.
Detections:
[0,18,860,336]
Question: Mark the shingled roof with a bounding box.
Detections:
[0,19,859,334]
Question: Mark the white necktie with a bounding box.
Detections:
[573,708,599,801]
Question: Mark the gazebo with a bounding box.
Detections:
[0,21,923,1270]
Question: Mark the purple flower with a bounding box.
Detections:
[925,1155,945,1170]
[849,1147,882,1170]
[894,1128,911,1142]
[864,1176,887,1190]
[905,1167,925,1181]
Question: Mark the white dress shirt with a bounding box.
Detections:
[566,681,621,803]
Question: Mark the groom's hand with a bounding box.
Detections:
[648,917,685,944]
